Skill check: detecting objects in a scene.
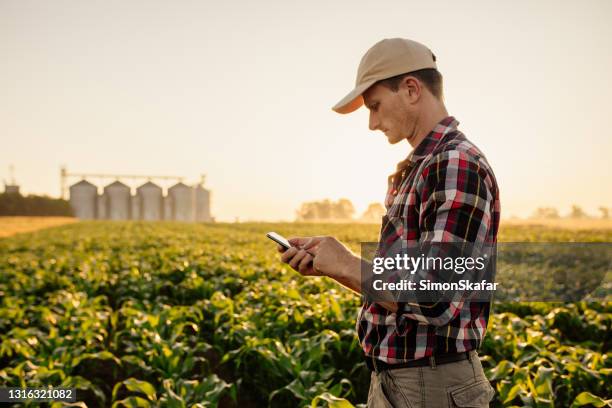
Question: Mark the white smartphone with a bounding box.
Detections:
[266,231,292,250]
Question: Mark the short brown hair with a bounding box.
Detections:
[378,68,444,100]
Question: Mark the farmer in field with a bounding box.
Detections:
[279,38,500,407]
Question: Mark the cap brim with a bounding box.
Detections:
[332,80,377,114]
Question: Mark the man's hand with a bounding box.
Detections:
[278,236,356,280]
[278,236,398,310]
[277,237,321,277]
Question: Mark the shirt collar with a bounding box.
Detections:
[395,116,459,172]
[387,116,459,199]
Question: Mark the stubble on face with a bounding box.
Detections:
[364,84,419,146]
[398,107,419,147]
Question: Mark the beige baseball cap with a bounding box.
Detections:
[332,38,437,114]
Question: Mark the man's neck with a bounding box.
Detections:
[409,104,449,149]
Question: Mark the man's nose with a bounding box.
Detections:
[369,112,379,131]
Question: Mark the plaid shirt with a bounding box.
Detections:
[357,116,500,363]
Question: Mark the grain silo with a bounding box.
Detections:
[97,194,107,219]
[137,181,162,221]
[69,179,97,219]
[131,194,140,220]
[168,182,194,221]
[103,180,130,220]
[163,195,172,220]
[194,183,212,222]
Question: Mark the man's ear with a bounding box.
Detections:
[401,76,421,102]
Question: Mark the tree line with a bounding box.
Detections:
[0,192,73,216]
[296,200,611,222]
[531,205,609,219]
[295,199,385,222]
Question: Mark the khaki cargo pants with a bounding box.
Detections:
[367,351,495,408]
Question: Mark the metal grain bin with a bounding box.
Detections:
[168,182,194,221]
[163,195,172,220]
[103,180,130,220]
[136,181,162,221]
[194,183,212,222]
[97,194,107,219]
[69,179,97,219]
[131,194,140,220]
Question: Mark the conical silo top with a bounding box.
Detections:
[168,181,190,191]
[137,181,162,191]
[70,179,97,188]
[104,180,130,191]
[194,183,209,192]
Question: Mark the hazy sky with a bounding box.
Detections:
[1,0,611,221]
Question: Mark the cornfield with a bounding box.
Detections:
[0,222,610,407]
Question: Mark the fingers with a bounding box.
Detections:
[280,246,299,264]
[288,237,310,247]
[302,236,328,251]
[278,242,315,275]
[288,248,310,271]
[286,236,325,253]
[297,253,314,274]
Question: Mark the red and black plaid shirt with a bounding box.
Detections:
[357,116,500,363]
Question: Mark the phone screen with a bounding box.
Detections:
[266,232,291,250]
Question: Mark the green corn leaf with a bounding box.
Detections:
[311,392,355,408]
[571,392,612,407]
[112,378,157,402]
[111,396,152,408]
[487,359,516,380]
[502,384,522,405]
[533,366,554,399]
[71,351,121,369]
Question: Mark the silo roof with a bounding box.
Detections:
[70,179,97,189]
[168,182,191,191]
[104,180,130,191]
[137,181,162,191]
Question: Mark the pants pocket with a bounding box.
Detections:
[368,373,395,408]
[382,370,416,408]
[448,379,495,407]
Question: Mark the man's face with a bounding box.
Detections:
[363,82,419,146]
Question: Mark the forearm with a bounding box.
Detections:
[329,254,398,313]
[328,253,361,294]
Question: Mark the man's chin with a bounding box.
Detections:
[386,134,403,145]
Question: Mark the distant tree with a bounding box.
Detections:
[0,193,73,216]
[296,198,355,221]
[332,198,355,219]
[296,201,323,221]
[318,199,333,220]
[568,205,587,219]
[361,202,386,222]
[296,202,313,221]
[599,206,609,219]
[530,207,560,219]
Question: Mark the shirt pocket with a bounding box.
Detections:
[378,215,412,262]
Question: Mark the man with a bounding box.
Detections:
[279,38,500,407]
